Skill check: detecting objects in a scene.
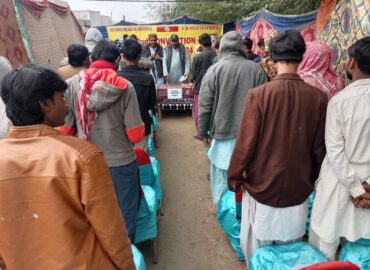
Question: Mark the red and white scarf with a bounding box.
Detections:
[77,60,116,140]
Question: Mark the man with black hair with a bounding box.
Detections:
[58,44,89,80]
[309,37,370,260]
[118,38,156,150]
[163,34,190,83]
[0,64,135,270]
[227,30,328,263]
[60,40,144,242]
[242,37,259,61]
[192,33,217,138]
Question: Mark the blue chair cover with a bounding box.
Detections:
[131,244,148,270]
[152,114,158,132]
[139,163,155,187]
[249,242,327,270]
[339,238,370,270]
[148,136,156,157]
[217,191,245,261]
[150,157,163,201]
[135,185,158,244]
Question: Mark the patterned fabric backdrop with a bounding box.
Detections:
[237,9,317,54]
[248,19,316,54]
[0,0,29,67]
[317,0,370,75]
[17,0,84,70]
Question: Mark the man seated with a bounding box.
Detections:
[227,30,328,266]
[0,64,135,270]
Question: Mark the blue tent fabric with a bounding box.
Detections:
[153,15,216,25]
[339,239,370,270]
[217,191,245,261]
[249,242,327,270]
[239,9,317,38]
[113,20,138,26]
[131,244,148,270]
[95,26,108,40]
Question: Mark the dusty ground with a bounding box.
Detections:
[137,111,245,270]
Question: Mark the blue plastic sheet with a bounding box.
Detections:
[306,192,315,235]
[148,137,156,157]
[135,185,158,244]
[249,242,327,270]
[131,244,148,270]
[150,157,163,201]
[339,238,370,270]
[217,191,245,261]
[152,114,158,132]
[139,163,155,187]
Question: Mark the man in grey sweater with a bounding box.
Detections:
[198,31,266,212]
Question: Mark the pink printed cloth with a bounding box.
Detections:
[298,41,344,99]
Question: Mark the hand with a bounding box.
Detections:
[229,183,246,193]
[202,137,211,148]
[154,55,161,61]
[352,192,370,209]
[362,182,370,192]
[149,55,155,60]
[165,75,171,82]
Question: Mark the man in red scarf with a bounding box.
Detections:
[59,40,144,242]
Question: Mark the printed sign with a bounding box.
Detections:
[107,24,223,54]
[167,88,183,99]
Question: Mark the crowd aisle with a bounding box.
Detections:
[138,111,245,270]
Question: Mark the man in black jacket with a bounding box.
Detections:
[192,33,217,138]
[142,34,164,84]
[119,39,157,151]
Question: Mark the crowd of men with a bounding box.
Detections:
[0,25,369,269]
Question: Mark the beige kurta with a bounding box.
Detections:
[311,78,370,244]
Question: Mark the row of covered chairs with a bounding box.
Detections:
[133,114,163,265]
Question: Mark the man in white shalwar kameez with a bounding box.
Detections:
[309,37,370,260]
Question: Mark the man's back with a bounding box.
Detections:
[118,66,156,136]
[199,55,266,140]
[0,126,133,270]
[192,48,217,94]
[64,70,144,167]
[232,74,328,207]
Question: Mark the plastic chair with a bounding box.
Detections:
[249,242,327,270]
[299,261,360,270]
[134,147,163,214]
[131,244,148,270]
[217,191,245,261]
[135,185,158,263]
[339,238,370,270]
